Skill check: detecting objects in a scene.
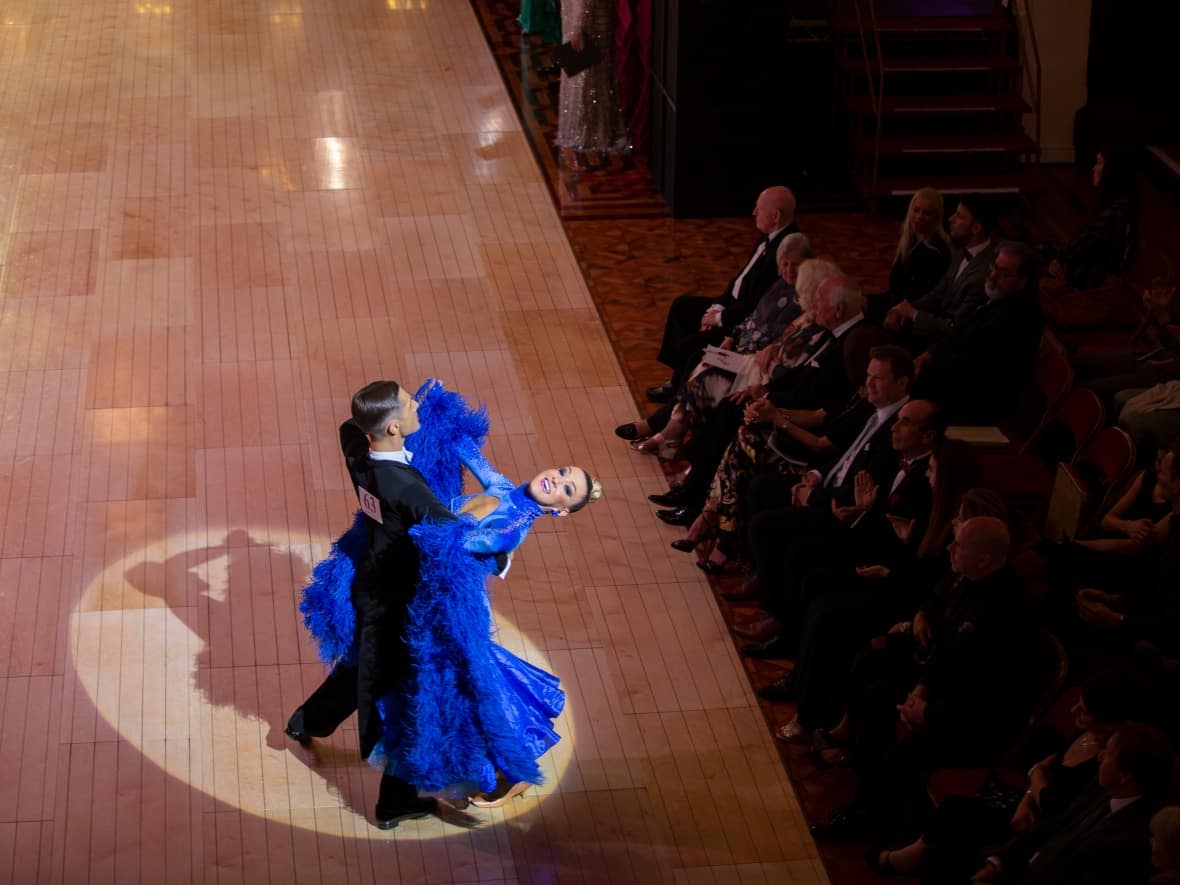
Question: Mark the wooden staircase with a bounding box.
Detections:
[834,1,1041,203]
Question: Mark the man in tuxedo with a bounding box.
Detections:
[813,516,1037,838]
[654,276,873,526]
[741,398,940,659]
[886,195,997,351]
[738,346,914,656]
[285,380,507,829]
[915,240,1045,425]
[971,723,1173,884]
[647,185,799,402]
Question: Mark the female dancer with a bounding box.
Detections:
[298,380,601,819]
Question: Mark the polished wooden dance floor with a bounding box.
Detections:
[0,0,828,882]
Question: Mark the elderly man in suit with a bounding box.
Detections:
[812,516,1037,839]
[885,195,997,352]
[737,346,915,656]
[970,723,1173,884]
[647,185,799,402]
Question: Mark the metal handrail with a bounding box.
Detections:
[850,0,885,196]
[1010,0,1042,161]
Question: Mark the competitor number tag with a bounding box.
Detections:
[357,486,383,524]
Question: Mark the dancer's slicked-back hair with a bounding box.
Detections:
[351,380,404,437]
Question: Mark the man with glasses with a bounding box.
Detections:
[912,241,1044,424]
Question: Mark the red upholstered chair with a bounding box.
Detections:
[1075,426,1138,521]
[975,388,1106,517]
[1000,335,1076,454]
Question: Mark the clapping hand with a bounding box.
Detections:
[855,564,891,579]
[853,470,879,510]
[886,514,917,543]
[912,609,932,648]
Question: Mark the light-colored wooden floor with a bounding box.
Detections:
[0,1,827,882]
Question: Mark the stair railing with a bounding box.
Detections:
[1007,0,1042,162]
[848,0,885,196]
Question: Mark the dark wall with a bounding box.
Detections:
[650,1,840,216]
[1077,0,1180,157]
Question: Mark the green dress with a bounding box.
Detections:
[518,0,562,44]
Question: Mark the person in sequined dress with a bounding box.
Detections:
[556,0,627,152]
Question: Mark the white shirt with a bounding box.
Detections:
[368,447,413,463]
[824,396,910,489]
[954,239,989,280]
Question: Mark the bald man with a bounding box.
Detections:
[647,185,799,402]
[813,514,1039,839]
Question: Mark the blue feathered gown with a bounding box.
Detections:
[299,381,565,796]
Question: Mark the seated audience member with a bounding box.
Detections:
[1152,806,1180,885]
[812,516,1037,838]
[763,464,994,750]
[1118,381,1180,467]
[650,274,868,528]
[1071,280,1180,410]
[867,187,952,325]
[1040,146,1138,293]
[740,393,935,658]
[884,195,997,351]
[871,671,1154,881]
[621,253,835,461]
[673,325,889,572]
[1074,438,1180,656]
[1039,450,1173,599]
[913,240,1044,425]
[646,186,799,402]
[620,233,814,458]
[969,723,1174,885]
[737,347,914,646]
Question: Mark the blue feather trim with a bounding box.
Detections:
[298,512,365,667]
[409,379,490,504]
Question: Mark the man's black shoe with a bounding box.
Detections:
[375,796,438,830]
[645,382,674,403]
[284,709,311,746]
[758,672,798,702]
[741,635,793,660]
[648,487,689,507]
[655,507,696,527]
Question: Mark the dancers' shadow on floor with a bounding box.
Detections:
[122,528,480,829]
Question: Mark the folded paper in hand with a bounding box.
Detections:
[554,34,604,76]
[700,345,750,374]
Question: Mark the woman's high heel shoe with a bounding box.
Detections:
[630,434,681,460]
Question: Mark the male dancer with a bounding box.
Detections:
[284,380,508,828]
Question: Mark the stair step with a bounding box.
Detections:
[844,93,1031,114]
[855,170,1042,199]
[838,54,1021,74]
[832,15,1012,35]
[854,133,1038,156]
